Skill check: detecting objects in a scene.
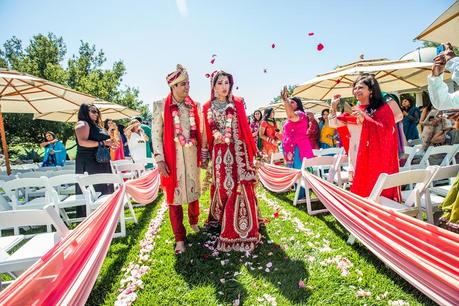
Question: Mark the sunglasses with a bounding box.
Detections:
[89,109,99,114]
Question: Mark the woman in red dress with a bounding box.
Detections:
[202,71,260,252]
[331,74,400,200]
[259,107,281,160]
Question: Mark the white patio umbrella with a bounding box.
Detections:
[0,69,99,174]
[33,101,140,123]
[415,1,459,48]
[259,100,330,119]
[292,58,450,100]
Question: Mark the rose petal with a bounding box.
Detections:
[317,43,324,51]
[263,68,267,73]
[271,43,276,49]
[298,280,305,288]
[308,32,314,36]
[335,79,341,84]
[205,73,210,78]
[210,58,216,64]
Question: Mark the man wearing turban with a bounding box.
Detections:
[151,64,202,254]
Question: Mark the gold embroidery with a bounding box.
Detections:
[233,184,253,239]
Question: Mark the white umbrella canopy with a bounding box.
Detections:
[415,0,459,48]
[0,69,98,113]
[33,102,140,123]
[292,59,450,100]
[259,100,330,119]
[0,69,100,174]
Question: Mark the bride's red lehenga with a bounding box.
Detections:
[203,96,260,252]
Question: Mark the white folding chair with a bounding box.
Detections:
[294,156,336,215]
[270,152,285,165]
[78,174,136,238]
[114,163,146,180]
[2,177,55,209]
[425,164,459,224]
[134,157,156,169]
[368,168,437,218]
[411,144,459,170]
[399,145,423,172]
[0,205,69,283]
[15,171,54,200]
[48,173,88,225]
[347,168,436,245]
[110,159,134,174]
[312,147,343,157]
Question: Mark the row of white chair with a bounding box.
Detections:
[400,144,458,172]
[0,205,69,287]
[1,173,137,236]
[295,151,458,225]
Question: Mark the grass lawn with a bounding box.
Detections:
[87,184,435,306]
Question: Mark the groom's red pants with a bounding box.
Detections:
[168,200,199,242]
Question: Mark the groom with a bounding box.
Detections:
[151,64,202,254]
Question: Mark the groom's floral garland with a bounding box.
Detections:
[115,201,168,306]
[207,102,235,144]
[171,101,197,147]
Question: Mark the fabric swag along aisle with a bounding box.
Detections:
[202,70,260,252]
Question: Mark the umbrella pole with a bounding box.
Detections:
[0,112,11,175]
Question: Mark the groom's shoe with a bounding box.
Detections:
[175,241,186,255]
[191,224,200,233]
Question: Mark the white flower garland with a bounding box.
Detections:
[115,201,168,306]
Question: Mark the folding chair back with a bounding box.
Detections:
[312,147,343,157]
[110,159,134,174]
[115,163,145,180]
[416,144,459,168]
[369,168,435,206]
[270,152,285,165]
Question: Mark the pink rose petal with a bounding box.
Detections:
[298,280,305,288]
[210,58,216,64]
[271,43,276,48]
[205,73,210,78]
[317,43,324,51]
[308,32,314,36]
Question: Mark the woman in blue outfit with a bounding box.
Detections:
[40,131,67,167]
[400,96,420,142]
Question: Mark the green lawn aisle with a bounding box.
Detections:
[86,195,164,306]
[116,185,436,306]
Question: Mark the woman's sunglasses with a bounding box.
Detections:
[89,109,99,114]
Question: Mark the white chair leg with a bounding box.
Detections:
[347,234,356,245]
[117,206,126,238]
[126,194,137,224]
[292,178,302,206]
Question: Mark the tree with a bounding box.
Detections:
[0,33,150,147]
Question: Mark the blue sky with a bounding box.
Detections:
[0,0,454,113]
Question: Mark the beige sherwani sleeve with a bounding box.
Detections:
[151,99,165,163]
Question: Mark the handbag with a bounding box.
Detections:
[96,141,111,163]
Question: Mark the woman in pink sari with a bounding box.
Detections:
[280,90,314,168]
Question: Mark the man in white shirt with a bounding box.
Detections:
[428,43,459,110]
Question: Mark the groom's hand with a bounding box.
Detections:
[157,161,170,177]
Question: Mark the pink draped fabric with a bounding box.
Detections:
[303,172,459,306]
[0,186,126,305]
[257,163,301,193]
[125,169,161,205]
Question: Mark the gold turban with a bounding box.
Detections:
[166,64,189,87]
